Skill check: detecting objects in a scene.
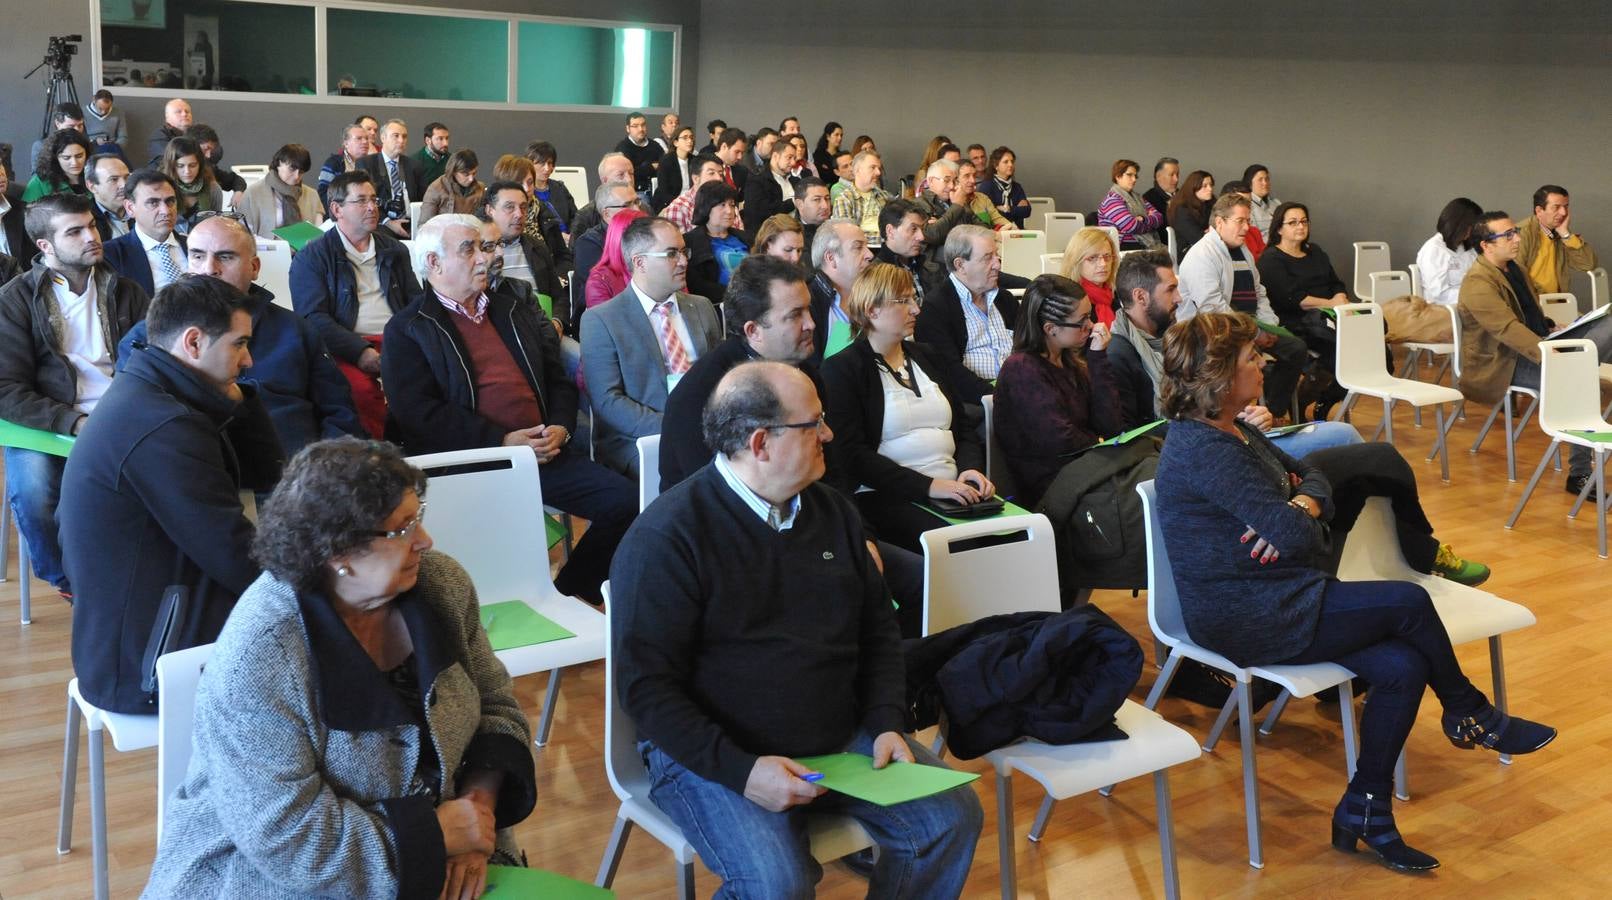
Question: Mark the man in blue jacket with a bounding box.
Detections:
[119,214,362,456]
[61,274,283,712]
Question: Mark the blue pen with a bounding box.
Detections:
[800,772,825,783]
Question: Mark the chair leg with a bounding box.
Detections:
[594,814,633,887]
[1027,793,1057,842]
[1257,690,1291,736]
[89,724,109,900]
[533,668,564,748]
[1338,681,1359,779]
[1569,458,1597,519]
[676,860,696,900]
[1506,440,1559,528]
[1470,403,1504,454]
[996,772,1016,900]
[1234,680,1264,869]
[1335,392,1357,424]
[1599,450,1608,560]
[1143,652,1183,710]
[1490,636,1512,766]
[19,535,31,627]
[1432,405,1450,482]
[1154,770,1182,900]
[1503,394,1517,481]
[1394,750,1410,801]
[1381,398,1395,443]
[57,694,82,854]
[1204,690,1238,752]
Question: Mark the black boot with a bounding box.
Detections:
[1331,789,1440,872]
[1443,705,1557,754]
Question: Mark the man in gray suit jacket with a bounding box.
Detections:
[581,217,723,476]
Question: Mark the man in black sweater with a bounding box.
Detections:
[613,361,982,897]
[613,112,661,198]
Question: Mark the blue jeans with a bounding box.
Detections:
[1269,421,1362,459]
[644,730,983,899]
[1279,579,1486,796]
[4,447,68,590]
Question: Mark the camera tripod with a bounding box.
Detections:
[25,56,81,139]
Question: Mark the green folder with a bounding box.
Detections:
[0,419,75,458]
[1264,422,1318,438]
[535,292,554,319]
[1254,319,1298,340]
[1566,430,1612,443]
[546,514,566,549]
[1091,418,1166,448]
[484,865,614,897]
[823,316,854,359]
[917,497,1032,526]
[270,221,324,251]
[793,752,979,807]
[478,601,575,651]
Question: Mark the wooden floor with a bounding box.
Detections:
[5,388,1612,898]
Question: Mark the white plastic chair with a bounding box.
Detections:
[919,515,1199,899]
[1136,480,1360,869]
[1038,252,1064,275]
[1374,271,1454,425]
[1043,212,1084,255]
[1539,292,1579,328]
[552,166,590,207]
[57,683,160,900]
[1332,304,1464,481]
[1506,339,1612,556]
[231,164,269,188]
[1352,241,1391,300]
[255,239,294,310]
[399,238,426,279]
[1407,262,1424,298]
[1025,196,1055,232]
[407,446,606,745]
[595,585,874,898]
[1097,224,1121,251]
[635,434,661,511]
[997,229,1045,279]
[1166,226,1178,265]
[1453,304,1543,482]
[407,201,422,229]
[1590,267,1609,310]
[155,643,214,842]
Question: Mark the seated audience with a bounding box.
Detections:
[790,176,832,249]
[829,150,855,201]
[966,144,989,184]
[119,215,360,456]
[1243,163,1281,234]
[651,125,697,211]
[1220,181,1266,260]
[160,137,224,229]
[1167,170,1215,258]
[0,167,35,269]
[84,154,132,241]
[61,274,282,714]
[713,129,750,194]
[822,263,991,552]
[236,143,324,236]
[416,120,452,185]
[745,128,779,185]
[1154,311,1554,874]
[0,193,149,598]
[684,181,751,303]
[913,160,975,251]
[700,118,726,156]
[85,90,128,157]
[417,149,484,227]
[481,181,566,329]
[873,197,947,305]
[317,123,371,214]
[807,219,874,361]
[357,119,426,238]
[1416,198,1483,307]
[1176,193,1311,420]
[1144,157,1180,235]
[22,129,94,202]
[289,170,421,438]
[909,135,953,197]
[993,275,1121,506]
[183,124,247,195]
[570,152,636,238]
[1060,227,1121,327]
[570,180,644,320]
[581,217,722,475]
[102,170,185,298]
[615,111,661,198]
[29,103,86,171]
[614,360,983,897]
[954,160,1013,230]
[384,215,635,603]
[813,121,844,183]
[1518,183,1597,296]
[525,141,577,237]
[741,137,799,232]
[489,154,569,272]
[145,98,192,165]
[1458,210,1612,497]
[1097,159,1164,250]
[914,224,1017,391]
[142,439,536,897]
[584,206,650,310]
[830,150,893,237]
[653,112,681,153]
[1258,201,1350,383]
[752,214,806,265]
[980,146,1032,228]
[662,154,723,234]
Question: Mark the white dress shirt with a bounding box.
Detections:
[631,281,700,368]
[950,273,1010,381]
[1416,233,1477,307]
[714,451,801,530]
[134,226,186,291]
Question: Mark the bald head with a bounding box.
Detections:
[703,362,828,501]
[165,98,193,130]
[185,215,259,294]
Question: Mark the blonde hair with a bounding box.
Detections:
[845,262,916,333]
[1060,227,1119,290]
[492,153,536,186]
[752,214,803,255]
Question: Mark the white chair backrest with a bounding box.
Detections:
[552,166,589,206]
[1539,292,1579,328]
[1590,267,1610,310]
[636,434,661,512]
[1166,226,1178,265]
[1333,303,1390,388]
[918,514,1058,635]
[400,238,426,276]
[1538,338,1604,432]
[255,240,294,310]
[1039,252,1064,275]
[981,394,997,483]
[408,200,422,225]
[1352,241,1391,299]
[1136,480,1189,645]
[1097,225,1121,250]
[407,446,563,605]
[997,229,1046,278]
[1043,212,1084,253]
[1368,270,1410,305]
[1447,304,1465,379]
[155,642,215,842]
[219,190,236,210]
[601,584,650,802]
[1025,196,1056,228]
[1407,262,1424,298]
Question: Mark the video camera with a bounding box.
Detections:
[43,35,82,75]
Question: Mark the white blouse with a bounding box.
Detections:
[875,359,957,483]
[1415,234,1477,307]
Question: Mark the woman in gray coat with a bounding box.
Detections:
[143,439,536,900]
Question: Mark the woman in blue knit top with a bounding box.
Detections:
[1153,312,1556,874]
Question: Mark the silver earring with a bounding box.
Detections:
[336,565,351,577]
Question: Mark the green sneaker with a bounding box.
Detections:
[1432,543,1490,587]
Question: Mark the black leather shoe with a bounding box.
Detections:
[1565,473,1602,501]
[1331,789,1440,873]
[1443,706,1557,755]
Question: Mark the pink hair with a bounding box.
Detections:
[585,208,650,309]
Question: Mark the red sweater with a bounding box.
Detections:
[447,312,542,434]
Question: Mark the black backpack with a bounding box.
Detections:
[1035,438,1159,592]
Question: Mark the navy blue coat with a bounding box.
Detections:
[102,229,187,299]
[288,226,419,364]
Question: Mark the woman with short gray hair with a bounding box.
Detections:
[143,438,536,900]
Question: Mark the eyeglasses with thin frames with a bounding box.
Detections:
[768,413,829,434]
[637,247,691,261]
[366,502,427,541]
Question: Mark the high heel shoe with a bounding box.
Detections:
[1443,705,1557,754]
[1331,789,1440,873]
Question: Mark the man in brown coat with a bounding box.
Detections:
[1459,209,1612,496]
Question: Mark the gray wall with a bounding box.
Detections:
[3,0,699,188]
[696,0,1612,290]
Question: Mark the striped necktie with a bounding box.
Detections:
[152,240,183,289]
[387,157,405,205]
[652,300,692,375]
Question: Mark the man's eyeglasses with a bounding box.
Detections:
[1486,228,1520,241]
[768,413,829,434]
[193,210,247,224]
[366,503,427,542]
[339,196,382,208]
[637,247,691,261]
[605,198,648,212]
